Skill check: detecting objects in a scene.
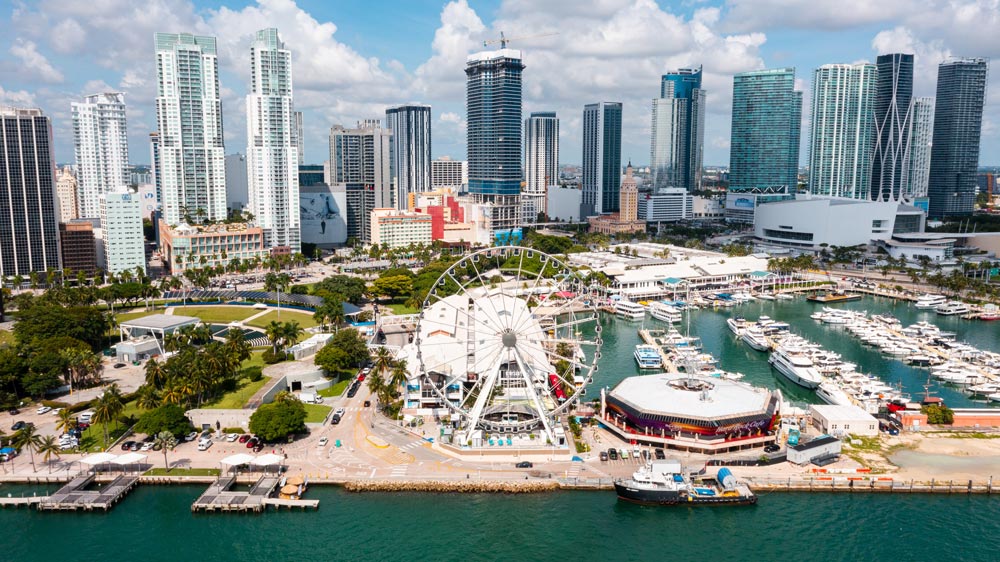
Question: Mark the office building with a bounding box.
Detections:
[100,191,146,276]
[225,153,249,213]
[808,63,877,199]
[466,48,524,240]
[245,28,300,253]
[159,221,268,274]
[431,157,467,191]
[907,97,934,199]
[149,132,161,202]
[371,208,433,249]
[72,92,130,219]
[582,102,623,216]
[154,32,227,225]
[329,121,392,242]
[294,110,304,165]
[524,111,559,222]
[0,107,60,277]
[547,185,583,223]
[650,66,705,192]
[298,165,325,187]
[638,189,693,224]
[727,68,802,223]
[59,220,98,276]
[385,104,432,210]
[588,163,645,235]
[871,54,914,202]
[137,183,159,220]
[55,166,79,222]
[928,58,989,217]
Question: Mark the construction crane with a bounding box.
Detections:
[483,31,558,49]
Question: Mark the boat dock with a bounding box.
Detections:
[36,473,140,511]
[637,329,678,373]
[191,475,283,513]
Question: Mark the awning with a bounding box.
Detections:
[220,453,256,466]
[80,453,117,465]
[251,453,283,466]
[113,452,146,465]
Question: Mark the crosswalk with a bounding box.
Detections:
[566,462,582,479]
[389,465,409,477]
[400,441,425,451]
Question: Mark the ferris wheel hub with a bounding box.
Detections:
[501,330,518,348]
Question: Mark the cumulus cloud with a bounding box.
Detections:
[10,39,64,83]
[0,85,36,107]
[722,0,913,32]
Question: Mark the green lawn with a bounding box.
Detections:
[168,305,258,324]
[114,309,159,323]
[246,309,319,329]
[386,302,418,315]
[303,403,332,423]
[241,350,266,371]
[145,467,221,477]
[318,379,350,397]
[202,377,270,409]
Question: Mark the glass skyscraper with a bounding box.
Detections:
[871,53,914,202]
[385,104,432,210]
[466,48,524,237]
[650,66,705,192]
[523,111,559,223]
[906,97,935,199]
[928,58,989,217]
[582,102,622,216]
[808,63,877,200]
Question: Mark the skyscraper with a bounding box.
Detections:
[72,92,130,219]
[650,66,705,192]
[329,122,392,242]
[808,63,877,199]
[466,48,524,239]
[385,104,432,209]
[0,107,60,276]
[154,32,226,226]
[294,110,304,165]
[871,54,914,202]
[431,157,468,190]
[55,167,79,223]
[928,58,989,217]
[907,97,935,199]
[524,111,559,222]
[246,28,300,253]
[149,132,161,203]
[101,191,146,276]
[582,102,622,216]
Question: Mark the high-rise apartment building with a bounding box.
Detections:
[245,28,300,253]
[524,111,559,222]
[582,102,623,216]
[385,104,432,210]
[907,97,935,199]
[294,110,304,165]
[431,157,467,191]
[871,54,914,202]
[329,122,392,241]
[650,66,705,192]
[928,58,989,217]
[466,48,524,239]
[154,32,227,226]
[56,166,79,223]
[72,92,130,218]
[59,220,98,276]
[225,153,249,213]
[101,191,146,276]
[0,107,60,276]
[149,132,161,203]
[808,63,877,199]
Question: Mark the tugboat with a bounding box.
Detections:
[615,459,757,506]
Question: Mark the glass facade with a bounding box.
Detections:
[928,58,988,218]
[871,54,914,202]
[906,97,934,199]
[650,66,705,192]
[523,111,559,221]
[385,104,432,209]
[582,102,622,215]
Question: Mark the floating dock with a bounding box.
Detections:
[191,475,283,513]
[36,473,140,511]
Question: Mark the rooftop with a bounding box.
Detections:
[610,373,772,420]
[809,404,879,422]
[119,314,201,331]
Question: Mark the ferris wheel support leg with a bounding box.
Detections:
[512,347,556,445]
[466,362,503,436]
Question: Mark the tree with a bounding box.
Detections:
[248,398,307,441]
[372,347,394,379]
[314,329,370,377]
[55,409,76,435]
[313,275,367,305]
[13,304,110,351]
[265,321,285,355]
[36,435,61,472]
[13,424,41,472]
[134,404,192,438]
[371,275,414,301]
[922,404,955,425]
[154,431,178,471]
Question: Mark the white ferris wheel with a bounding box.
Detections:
[413,246,601,445]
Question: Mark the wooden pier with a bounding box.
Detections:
[191,475,283,513]
[36,473,140,511]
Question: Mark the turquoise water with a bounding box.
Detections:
[3,484,1000,561]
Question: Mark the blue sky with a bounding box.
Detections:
[1,0,998,167]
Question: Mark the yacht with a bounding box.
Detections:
[648,301,683,324]
[816,381,855,407]
[741,327,772,352]
[935,302,970,316]
[768,348,824,389]
[633,345,663,370]
[775,293,794,300]
[615,461,757,506]
[726,317,748,336]
[615,300,646,320]
[756,293,776,301]
[915,294,947,309]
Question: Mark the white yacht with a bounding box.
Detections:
[726,317,748,336]
[741,327,772,352]
[935,302,969,316]
[756,293,776,301]
[816,381,855,407]
[768,348,825,389]
[615,300,646,320]
[775,293,794,300]
[648,301,682,323]
[633,345,663,369]
[915,294,947,309]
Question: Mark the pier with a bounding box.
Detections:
[191,475,283,513]
[36,473,140,511]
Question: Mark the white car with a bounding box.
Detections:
[226,433,239,442]
[334,408,345,417]
[318,436,328,447]
[141,442,155,451]
[197,439,213,451]
[36,406,52,415]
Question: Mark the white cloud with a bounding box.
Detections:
[10,39,64,83]
[722,0,913,32]
[50,19,87,54]
[0,85,36,107]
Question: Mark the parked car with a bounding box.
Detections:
[129,442,142,452]
[335,408,345,416]
[121,441,136,451]
[7,408,19,415]
[358,374,366,382]
[599,451,609,462]
[36,406,52,415]
[764,444,781,453]
[608,449,618,460]
[140,442,155,451]
[10,421,25,431]
[318,436,328,447]
[185,432,198,442]
[238,434,251,443]
[252,444,263,453]
[654,448,665,460]
[226,433,239,442]
[331,414,342,425]
[198,439,213,451]
[619,449,629,460]
[113,363,126,369]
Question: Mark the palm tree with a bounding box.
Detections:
[264,320,284,355]
[36,435,61,473]
[282,321,302,350]
[388,360,408,399]
[13,425,41,472]
[161,383,186,406]
[91,396,115,449]
[372,347,394,379]
[154,431,178,471]
[366,370,385,401]
[55,409,76,435]
[60,347,94,393]
[144,357,167,389]
[136,384,160,410]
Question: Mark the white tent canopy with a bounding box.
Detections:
[251,453,283,466]
[113,452,147,465]
[80,453,117,465]
[220,453,255,466]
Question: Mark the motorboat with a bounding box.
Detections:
[816,381,855,407]
[934,302,969,316]
[915,294,947,309]
[768,347,824,389]
[634,345,663,370]
[614,300,646,320]
[741,327,771,352]
[615,461,757,506]
[648,301,683,324]
[726,317,748,336]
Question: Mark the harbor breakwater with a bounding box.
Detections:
[343,479,561,493]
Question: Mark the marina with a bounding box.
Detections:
[35,473,140,512]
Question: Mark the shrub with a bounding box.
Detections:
[41,399,70,409]
[261,349,285,365]
[134,404,193,438]
[223,427,245,434]
[248,398,306,442]
[244,366,264,382]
